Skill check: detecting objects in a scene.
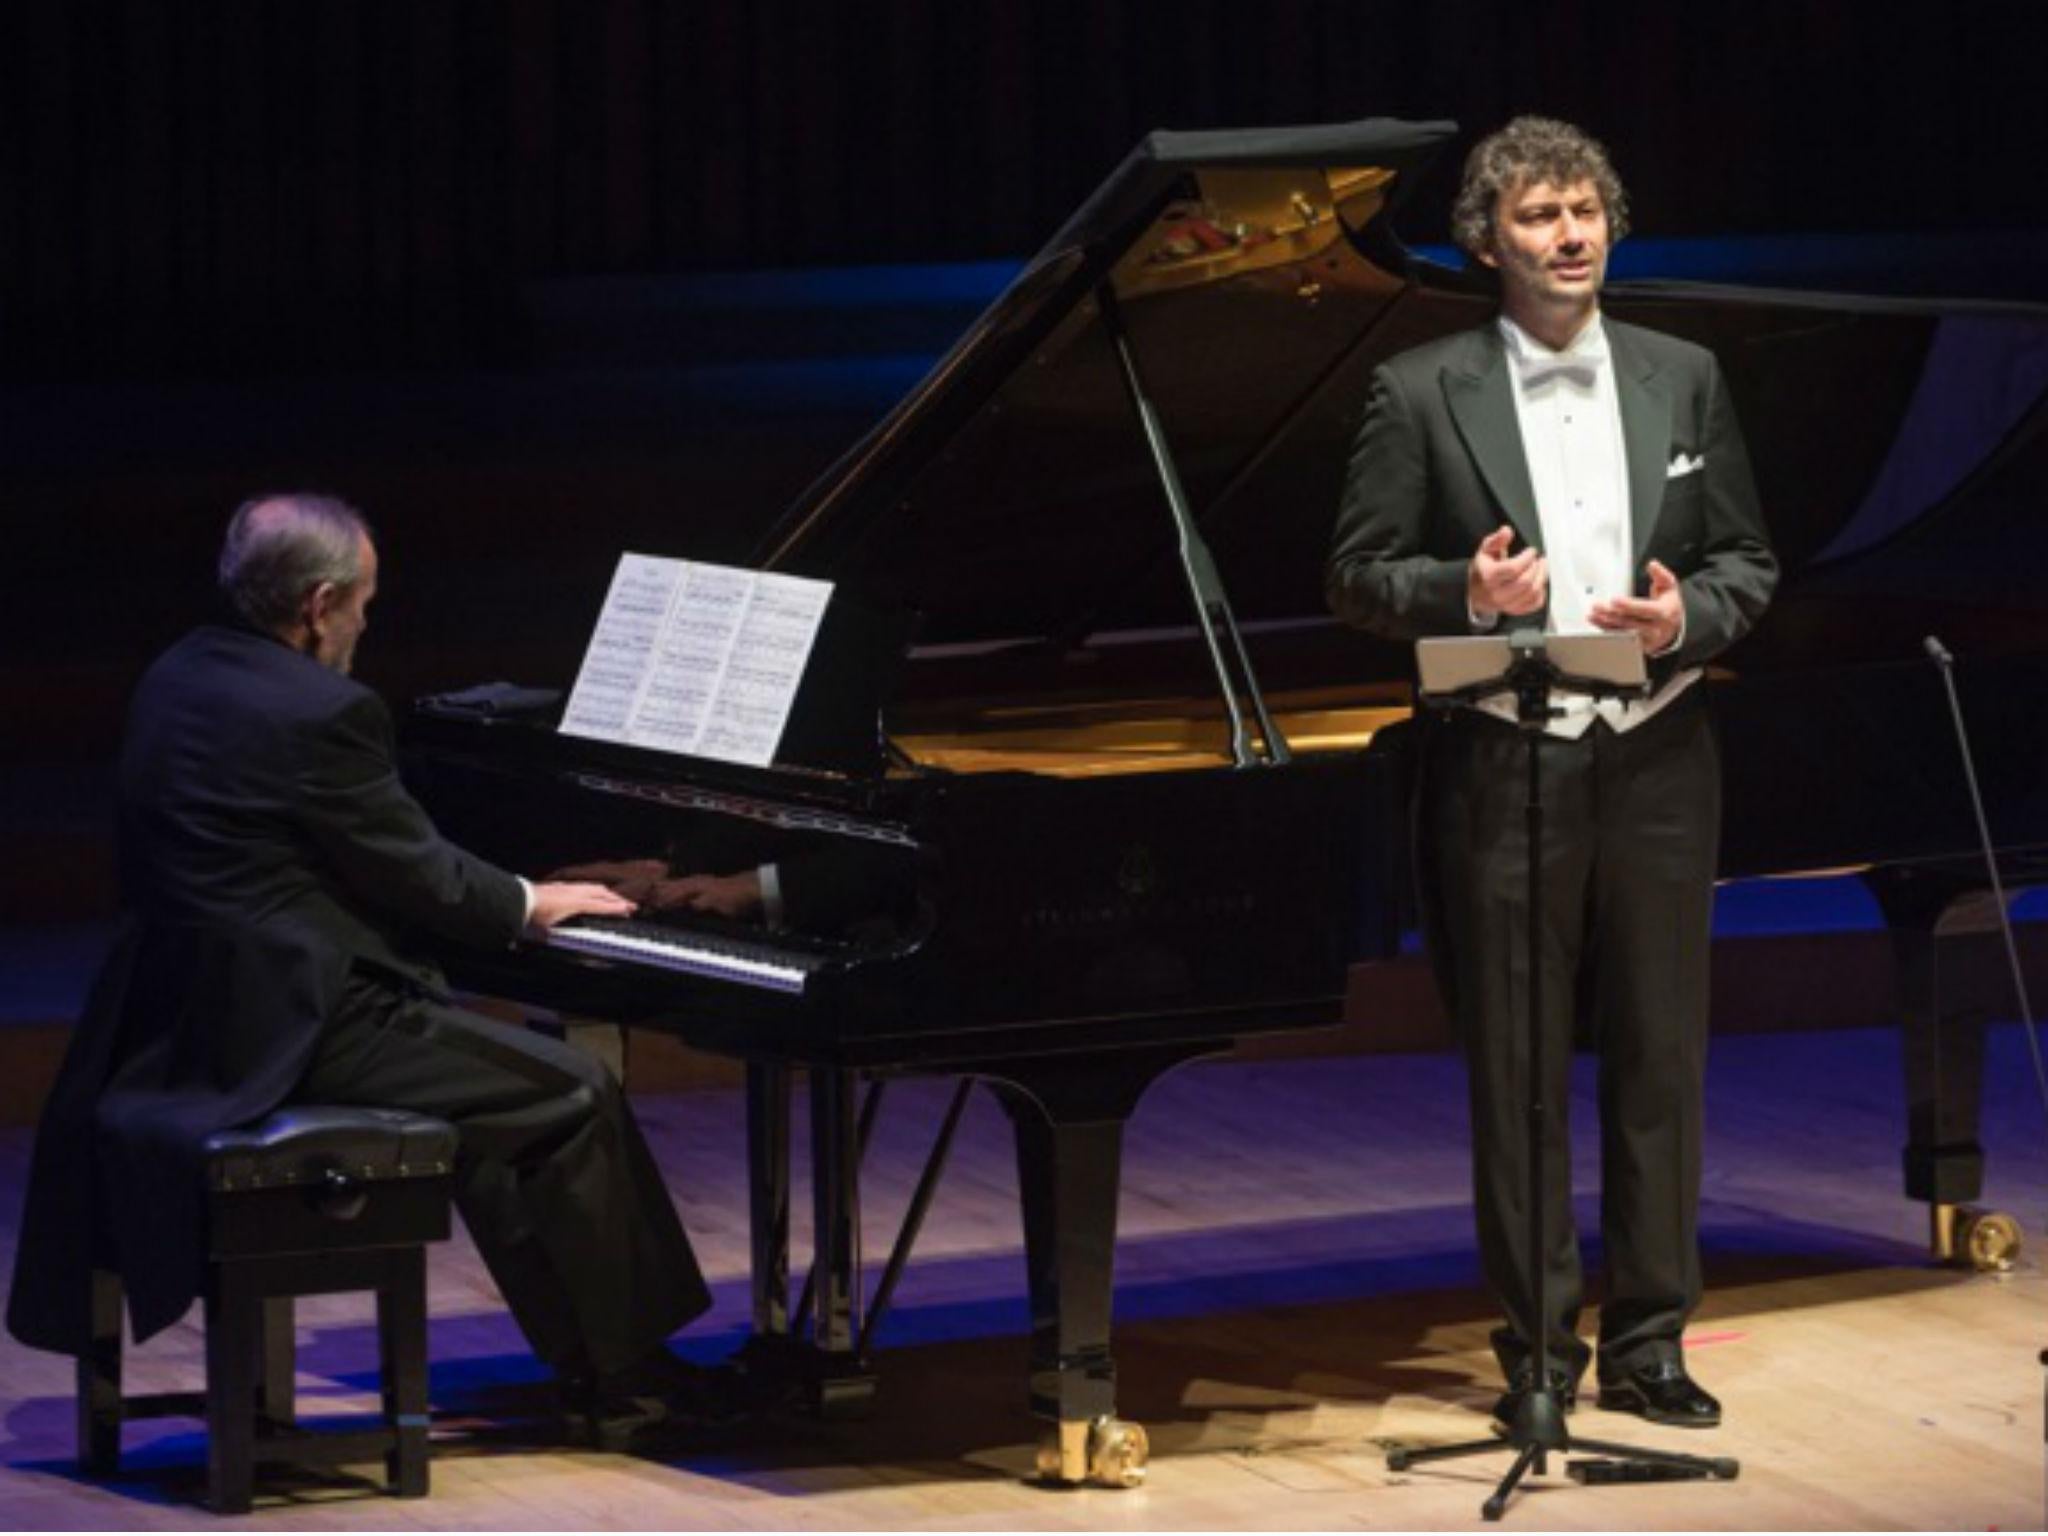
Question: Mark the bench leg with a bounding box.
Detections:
[259,1296,296,1427]
[77,1269,125,1476]
[205,1265,258,1515]
[379,1247,430,1498]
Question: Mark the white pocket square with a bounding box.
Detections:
[1666,452,1705,479]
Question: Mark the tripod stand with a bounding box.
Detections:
[1385,631,1738,1521]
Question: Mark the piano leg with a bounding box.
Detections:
[808,1065,874,1415]
[737,1062,877,1415]
[1867,869,2025,1270]
[989,1045,1209,1489]
[747,1062,792,1340]
[1007,1103,1123,1461]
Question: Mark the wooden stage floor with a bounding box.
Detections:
[2,1023,2043,1530]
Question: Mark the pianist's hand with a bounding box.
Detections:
[1469,525,1548,619]
[528,880,638,931]
[650,871,764,921]
[544,858,668,904]
[1588,559,1683,657]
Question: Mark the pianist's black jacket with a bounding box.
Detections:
[8,624,526,1355]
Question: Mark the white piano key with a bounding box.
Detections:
[542,923,811,994]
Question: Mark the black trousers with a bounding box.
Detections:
[293,975,711,1377]
[1421,691,1718,1379]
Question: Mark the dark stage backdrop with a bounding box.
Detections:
[3,0,2047,917]
[5,0,2047,375]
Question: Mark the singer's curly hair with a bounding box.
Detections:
[1451,116,1631,258]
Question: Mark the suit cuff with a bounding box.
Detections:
[759,864,784,930]
[516,876,534,931]
[1654,596,1690,659]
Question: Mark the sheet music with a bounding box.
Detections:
[697,574,833,763]
[558,555,681,739]
[560,554,832,766]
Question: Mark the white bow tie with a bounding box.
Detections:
[1514,347,1604,388]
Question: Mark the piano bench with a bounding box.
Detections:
[79,1106,458,1515]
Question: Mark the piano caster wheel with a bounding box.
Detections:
[1036,1416,1149,1488]
[1933,1204,2022,1272]
[1089,1417,1149,1488]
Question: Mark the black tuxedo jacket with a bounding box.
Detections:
[8,625,526,1353]
[1326,317,1778,685]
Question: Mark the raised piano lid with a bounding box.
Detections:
[742,118,2048,778]
[1597,282,2048,671]
[751,119,1457,773]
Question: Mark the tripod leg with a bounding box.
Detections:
[1386,1433,1507,1471]
[1484,1440,1542,1522]
[1571,1434,1739,1478]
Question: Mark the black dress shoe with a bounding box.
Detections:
[1596,1359,1721,1428]
[558,1350,747,1451]
[1490,1362,1580,1429]
[575,1393,684,1451]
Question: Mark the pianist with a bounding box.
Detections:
[1326,118,1776,1430]
[8,493,727,1448]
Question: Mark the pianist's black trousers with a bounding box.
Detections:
[292,973,711,1378]
[1422,690,1718,1381]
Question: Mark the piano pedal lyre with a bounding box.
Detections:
[1932,1202,2023,1272]
[1037,1415,1150,1488]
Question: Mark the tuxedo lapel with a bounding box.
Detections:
[1611,323,1674,569]
[1441,331,1542,549]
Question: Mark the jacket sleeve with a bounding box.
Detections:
[1325,363,1473,640]
[295,690,528,950]
[1667,358,1779,674]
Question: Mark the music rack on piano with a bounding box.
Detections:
[409,117,2048,1483]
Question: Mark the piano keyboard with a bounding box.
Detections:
[542,917,822,994]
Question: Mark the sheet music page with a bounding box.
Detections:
[559,553,832,767]
[695,573,834,765]
[559,554,682,739]
[628,562,752,755]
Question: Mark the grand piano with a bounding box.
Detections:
[406,119,2048,1484]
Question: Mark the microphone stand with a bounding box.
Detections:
[1921,636,2048,1530]
[1384,632,1738,1520]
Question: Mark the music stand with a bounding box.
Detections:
[1385,630,1738,1520]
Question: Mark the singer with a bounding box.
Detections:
[1325,117,1778,1428]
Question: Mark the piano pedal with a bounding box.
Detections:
[808,1361,878,1421]
[1932,1203,2023,1272]
[732,1335,876,1420]
[1036,1415,1149,1488]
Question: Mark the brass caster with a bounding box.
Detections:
[1036,1416,1149,1488]
[1961,1208,2023,1272]
[1933,1203,2023,1271]
[1089,1416,1149,1488]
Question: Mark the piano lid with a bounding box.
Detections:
[751,119,1457,657]
[1596,281,2048,669]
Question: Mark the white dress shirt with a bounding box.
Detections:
[1480,313,1697,737]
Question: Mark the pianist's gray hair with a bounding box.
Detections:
[218,493,375,633]
[1451,116,1631,258]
